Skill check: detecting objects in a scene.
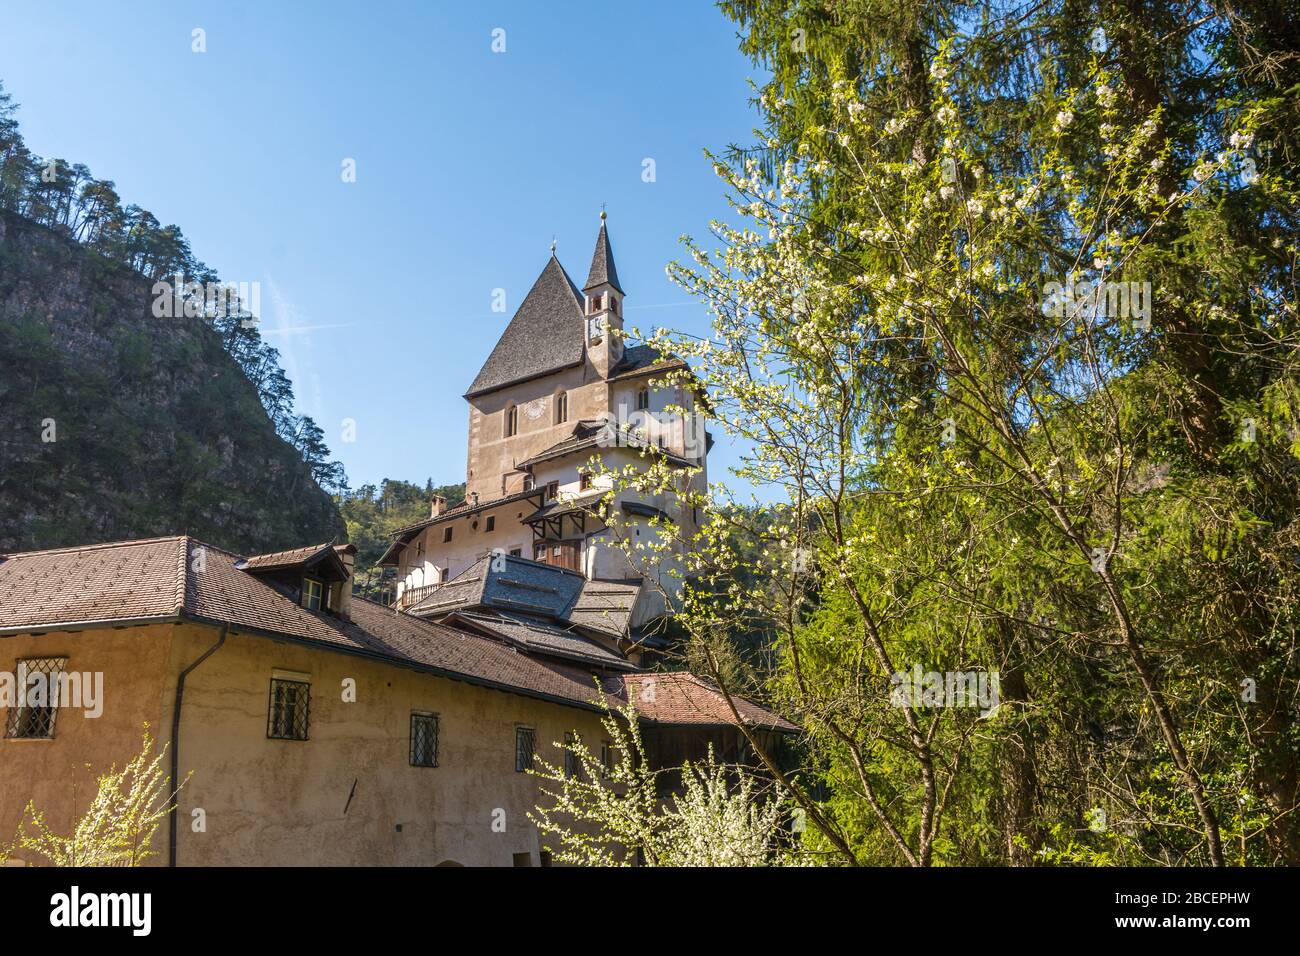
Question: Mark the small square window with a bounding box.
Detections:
[545,481,559,500]
[515,726,536,772]
[268,678,310,740]
[509,547,521,557]
[410,713,439,767]
[579,472,592,491]
[5,657,68,739]
[302,578,323,611]
[486,516,495,532]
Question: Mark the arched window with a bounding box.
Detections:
[505,404,518,437]
[636,387,650,411]
[556,390,568,424]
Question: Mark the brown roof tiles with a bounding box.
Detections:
[0,536,795,731]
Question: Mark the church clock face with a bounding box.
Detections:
[587,315,605,341]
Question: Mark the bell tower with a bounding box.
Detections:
[583,211,624,378]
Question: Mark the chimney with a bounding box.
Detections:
[333,544,357,621]
[430,494,447,518]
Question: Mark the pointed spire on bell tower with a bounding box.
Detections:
[583,208,623,294]
[583,209,624,378]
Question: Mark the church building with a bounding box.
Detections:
[378,215,710,658]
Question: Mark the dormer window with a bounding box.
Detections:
[302,577,324,611]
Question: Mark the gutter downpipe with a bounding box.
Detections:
[169,622,227,867]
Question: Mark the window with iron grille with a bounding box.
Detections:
[5,657,67,739]
[410,712,439,767]
[267,678,310,740]
[600,741,615,777]
[515,726,535,772]
[563,731,581,779]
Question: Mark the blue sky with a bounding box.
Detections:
[0,1,764,493]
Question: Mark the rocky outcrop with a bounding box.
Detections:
[0,210,345,553]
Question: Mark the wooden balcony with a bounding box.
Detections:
[395,583,440,610]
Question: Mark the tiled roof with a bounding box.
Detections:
[0,536,608,712]
[407,555,636,642]
[0,537,796,732]
[450,610,635,670]
[569,579,639,638]
[517,436,602,470]
[607,345,688,383]
[617,672,798,732]
[0,536,187,629]
[515,420,695,471]
[406,553,585,620]
[465,254,586,397]
[237,542,335,571]
[583,220,622,293]
[521,490,609,525]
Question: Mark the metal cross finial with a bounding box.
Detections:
[550,234,557,254]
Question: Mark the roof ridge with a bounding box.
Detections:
[0,534,188,559]
[175,536,190,614]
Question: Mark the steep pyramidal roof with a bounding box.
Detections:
[583,220,622,293]
[464,254,585,397]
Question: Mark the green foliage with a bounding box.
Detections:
[528,700,794,866]
[0,728,186,867]
[336,479,463,596]
[600,0,1300,866]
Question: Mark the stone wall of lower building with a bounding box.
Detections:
[2,621,612,866]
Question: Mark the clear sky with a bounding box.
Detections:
[0,1,764,493]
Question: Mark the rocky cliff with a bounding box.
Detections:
[0,210,345,554]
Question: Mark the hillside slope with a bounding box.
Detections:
[0,210,345,553]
